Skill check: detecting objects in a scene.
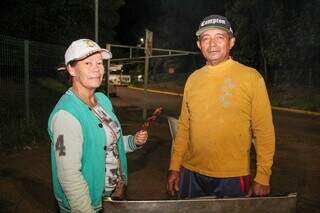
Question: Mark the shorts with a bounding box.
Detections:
[178,167,251,199]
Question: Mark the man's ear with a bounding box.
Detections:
[197,40,201,50]
[67,64,76,77]
[229,37,236,50]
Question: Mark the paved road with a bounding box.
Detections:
[112,86,320,141]
[111,86,183,117]
[111,86,320,212]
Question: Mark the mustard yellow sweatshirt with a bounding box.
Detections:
[169,59,275,185]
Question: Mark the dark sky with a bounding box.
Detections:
[116,0,225,50]
[0,0,225,49]
[116,0,154,45]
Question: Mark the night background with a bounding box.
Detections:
[1,0,319,90]
[0,0,319,212]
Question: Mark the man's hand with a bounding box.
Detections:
[167,170,180,196]
[247,181,270,197]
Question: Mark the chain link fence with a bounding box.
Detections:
[0,35,66,149]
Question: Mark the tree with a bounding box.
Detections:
[99,0,125,44]
[225,0,272,77]
[0,0,50,41]
[224,0,320,88]
[292,1,320,87]
[145,0,225,78]
[0,0,124,45]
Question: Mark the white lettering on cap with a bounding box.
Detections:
[201,18,226,27]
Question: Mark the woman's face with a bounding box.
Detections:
[68,52,105,91]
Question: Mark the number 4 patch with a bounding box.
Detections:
[55,135,66,156]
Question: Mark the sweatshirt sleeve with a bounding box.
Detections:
[51,110,95,213]
[251,74,276,185]
[169,83,190,171]
[122,135,141,153]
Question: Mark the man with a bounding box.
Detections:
[167,15,275,198]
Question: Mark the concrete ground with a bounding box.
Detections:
[0,97,319,212]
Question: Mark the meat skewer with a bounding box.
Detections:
[140,107,163,131]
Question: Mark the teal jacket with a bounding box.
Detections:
[48,90,128,211]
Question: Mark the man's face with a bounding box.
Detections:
[197,28,235,66]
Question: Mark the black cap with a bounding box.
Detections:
[196,15,233,37]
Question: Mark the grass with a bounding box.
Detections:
[36,77,69,93]
[0,79,63,151]
[0,76,106,151]
[270,86,320,112]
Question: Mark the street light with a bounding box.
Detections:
[137,37,144,47]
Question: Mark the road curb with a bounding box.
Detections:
[128,86,183,96]
[128,86,320,116]
[271,106,320,116]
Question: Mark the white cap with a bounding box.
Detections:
[64,39,112,65]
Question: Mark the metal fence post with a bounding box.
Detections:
[105,44,111,96]
[143,54,149,120]
[24,40,30,125]
[143,29,153,120]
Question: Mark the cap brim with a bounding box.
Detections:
[196,26,232,36]
[99,49,112,60]
[66,49,112,65]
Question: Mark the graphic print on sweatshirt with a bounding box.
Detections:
[218,78,236,108]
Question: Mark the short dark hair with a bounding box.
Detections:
[68,60,78,67]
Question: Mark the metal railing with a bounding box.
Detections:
[0,35,65,124]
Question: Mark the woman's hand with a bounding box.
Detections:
[134,130,148,146]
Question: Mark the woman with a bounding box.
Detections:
[48,39,148,212]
